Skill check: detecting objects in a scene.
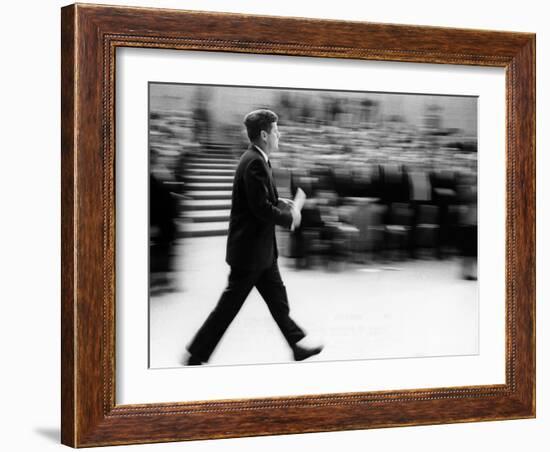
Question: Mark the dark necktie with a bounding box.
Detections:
[267,160,279,199]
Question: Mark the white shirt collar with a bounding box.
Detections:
[253,145,269,164]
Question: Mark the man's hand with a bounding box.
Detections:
[278,198,295,209]
[278,196,302,230]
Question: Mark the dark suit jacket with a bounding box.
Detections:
[226,145,293,270]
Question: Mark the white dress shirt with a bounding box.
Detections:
[254,145,269,164]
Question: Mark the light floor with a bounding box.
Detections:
[149,236,478,368]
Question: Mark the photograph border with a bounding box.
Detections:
[61,3,535,447]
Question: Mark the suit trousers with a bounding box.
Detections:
[187,260,306,362]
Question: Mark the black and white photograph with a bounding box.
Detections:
[148,82,479,368]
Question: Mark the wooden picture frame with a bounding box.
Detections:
[61,3,535,447]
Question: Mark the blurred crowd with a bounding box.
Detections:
[149,91,478,292]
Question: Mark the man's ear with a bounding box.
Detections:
[260,130,268,141]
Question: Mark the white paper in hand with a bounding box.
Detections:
[293,187,306,212]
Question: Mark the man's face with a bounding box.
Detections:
[262,122,280,155]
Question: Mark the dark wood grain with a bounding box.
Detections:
[61,3,536,447]
[60,5,76,447]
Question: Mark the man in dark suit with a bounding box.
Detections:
[184,109,323,365]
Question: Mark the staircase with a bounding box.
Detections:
[178,143,238,238]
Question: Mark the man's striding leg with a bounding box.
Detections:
[185,266,257,364]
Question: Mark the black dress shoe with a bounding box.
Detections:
[292,343,324,361]
[184,353,203,366]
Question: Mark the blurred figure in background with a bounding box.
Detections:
[149,152,178,294]
[193,89,211,144]
[456,174,478,280]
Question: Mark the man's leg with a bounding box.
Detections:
[255,261,306,347]
[186,266,256,363]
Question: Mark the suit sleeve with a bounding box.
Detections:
[244,159,293,229]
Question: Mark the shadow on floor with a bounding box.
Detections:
[34,427,59,443]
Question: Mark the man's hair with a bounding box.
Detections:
[243,109,278,142]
